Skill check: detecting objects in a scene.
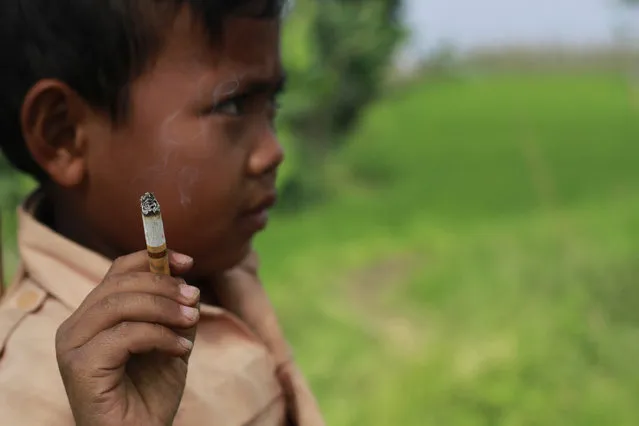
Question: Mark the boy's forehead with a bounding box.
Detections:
[162,10,282,81]
[221,18,281,70]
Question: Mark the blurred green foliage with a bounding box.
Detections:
[0,156,34,208]
[276,0,405,206]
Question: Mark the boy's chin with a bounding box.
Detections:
[190,241,252,277]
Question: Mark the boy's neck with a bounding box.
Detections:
[41,184,220,302]
[42,184,123,262]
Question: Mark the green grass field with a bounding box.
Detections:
[255,73,639,425]
[3,72,639,425]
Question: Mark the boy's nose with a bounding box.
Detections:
[247,129,284,177]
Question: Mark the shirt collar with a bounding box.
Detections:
[17,190,111,310]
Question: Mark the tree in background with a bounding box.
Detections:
[614,0,639,75]
[613,0,639,44]
[277,0,406,208]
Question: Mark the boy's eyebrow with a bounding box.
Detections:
[237,72,287,96]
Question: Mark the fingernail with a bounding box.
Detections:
[181,305,200,321]
[179,283,200,300]
[172,253,193,265]
[178,336,193,351]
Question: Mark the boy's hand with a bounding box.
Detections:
[55,250,200,426]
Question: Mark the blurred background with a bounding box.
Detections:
[3,0,639,424]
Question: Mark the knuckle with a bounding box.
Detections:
[152,274,171,291]
[55,339,87,376]
[150,293,164,308]
[55,316,78,353]
[151,323,169,339]
[101,270,124,289]
[54,323,68,350]
[111,272,138,292]
[150,274,181,297]
[97,293,123,316]
[149,294,176,316]
[113,320,132,337]
[111,255,127,270]
[152,274,180,292]
[61,348,87,373]
[113,275,129,292]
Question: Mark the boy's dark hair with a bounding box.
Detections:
[0,0,285,182]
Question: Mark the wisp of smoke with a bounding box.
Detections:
[142,73,245,208]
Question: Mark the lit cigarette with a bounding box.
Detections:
[140,192,170,275]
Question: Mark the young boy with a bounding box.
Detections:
[0,1,324,425]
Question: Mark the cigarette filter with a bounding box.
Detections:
[140,192,170,275]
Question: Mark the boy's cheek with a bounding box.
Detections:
[92,114,243,216]
[158,112,215,157]
[176,165,205,208]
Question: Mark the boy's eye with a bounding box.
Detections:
[207,93,281,117]
[212,97,244,116]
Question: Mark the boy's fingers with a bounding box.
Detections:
[84,322,194,371]
[108,250,193,275]
[65,292,200,349]
[168,250,195,275]
[108,250,152,274]
[67,272,199,328]
[174,324,198,363]
[173,300,199,363]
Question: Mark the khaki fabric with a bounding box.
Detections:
[0,192,324,426]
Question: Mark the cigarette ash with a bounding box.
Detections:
[140,192,161,217]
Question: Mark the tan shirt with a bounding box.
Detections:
[0,194,324,426]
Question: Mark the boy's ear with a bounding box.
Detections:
[20,79,90,188]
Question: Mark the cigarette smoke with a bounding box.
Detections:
[136,73,244,209]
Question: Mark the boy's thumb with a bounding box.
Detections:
[168,251,194,275]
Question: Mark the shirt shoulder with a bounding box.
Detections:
[0,275,74,425]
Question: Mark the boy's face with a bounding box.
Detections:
[80,10,284,275]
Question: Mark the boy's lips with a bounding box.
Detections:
[238,192,277,232]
